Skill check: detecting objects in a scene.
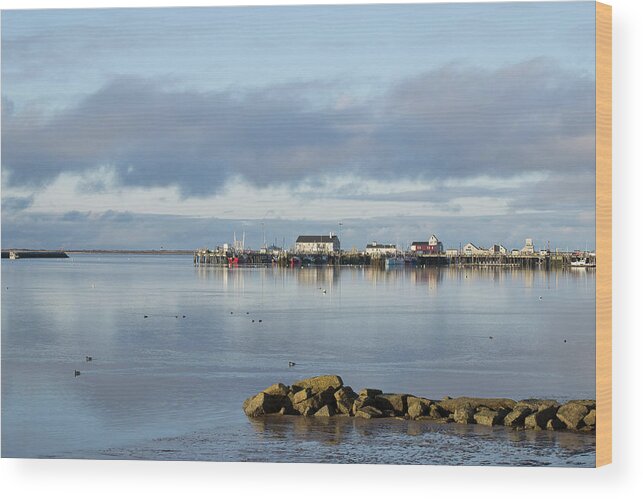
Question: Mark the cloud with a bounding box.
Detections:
[2,58,594,200]
[1,210,595,252]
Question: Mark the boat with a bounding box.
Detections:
[570,257,596,268]
[384,256,405,268]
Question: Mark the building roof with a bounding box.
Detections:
[296,235,339,243]
[411,241,429,246]
[366,242,396,248]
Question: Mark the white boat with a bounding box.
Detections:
[570,257,595,268]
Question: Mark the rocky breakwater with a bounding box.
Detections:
[242,375,596,433]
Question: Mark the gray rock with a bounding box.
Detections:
[407,400,430,420]
[354,406,383,419]
[546,417,566,430]
[359,388,383,398]
[314,404,335,417]
[293,387,336,416]
[557,402,589,430]
[428,404,447,419]
[242,392,286,417]
[583,409,596,427]
[292,375,343,394]
[515,399,559,411]
[334,386,358,415]
[473,407,508,426]
[262,383,290,397]
[438,397,516,414]
[352,396,376,414]
[568,399,596,411]
[524,405,559,430]
[292,387,312,404]
[504,406,533,427]
[453,405,476,424]
[374,393,408,416]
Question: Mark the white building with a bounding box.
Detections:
[463,242,488,256]
[521,238,535,255]
[365,242,397,257]
[295,234,340,254]
[445,248,459,257]
[488,244,507,255]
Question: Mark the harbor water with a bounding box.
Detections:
[1,255,596,465]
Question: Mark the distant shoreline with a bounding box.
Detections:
[2,249,194,255]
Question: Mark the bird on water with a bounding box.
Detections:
[288,361,296,367]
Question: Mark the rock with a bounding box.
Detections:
[292,375,343,394]
[453,405,476,424]
[428,404,447,419]
[473,407,508,426]
[557,402,589,430]
[262,383,290,397]
[314,404,335,417]
[352,396,376,414]
[515,399,559,411]
[374,394,408,416]
[334,386,358,415]
[583,409,596,427]
[242,392,286,417]
[293,388,313,404]
[359,388,383,398]
[437,397,516,414]
[568,399,596,411]
[546,417,566,430]
[524,405,559,430]
[407,399,430,420]
[504,406,533,427]
[354,406,383,419]
[293,387,336,416]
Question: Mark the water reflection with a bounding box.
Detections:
[247,415,595,465]
[194,264,596,292]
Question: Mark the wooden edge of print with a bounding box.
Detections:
[596,1,612,468]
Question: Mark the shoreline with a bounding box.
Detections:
[243,375,596,433]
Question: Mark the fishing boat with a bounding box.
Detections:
[384,256,405,268]
[570,257,596,268]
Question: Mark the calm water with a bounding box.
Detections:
[1,255,596,466]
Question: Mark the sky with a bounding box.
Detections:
[1,2,596,251]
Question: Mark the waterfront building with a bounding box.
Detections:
[410,234,444,254]
[488,244,508,255]
[521,238,535,255]
[445,248,459,257]
[295,234,340,254]
[463,242,488,256]
[365,242,397,257]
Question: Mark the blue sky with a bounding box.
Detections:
[1,2,596,250]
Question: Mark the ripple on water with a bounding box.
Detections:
[97,416,596,467]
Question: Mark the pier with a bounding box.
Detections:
[2,250,69,259]
[194,248,594,269]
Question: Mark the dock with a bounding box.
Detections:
[194,248,594,269]
[2,250,69,259]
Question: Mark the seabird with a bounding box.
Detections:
[74,370,81,377]
[288,361,296,367]
[85,356,92,362]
